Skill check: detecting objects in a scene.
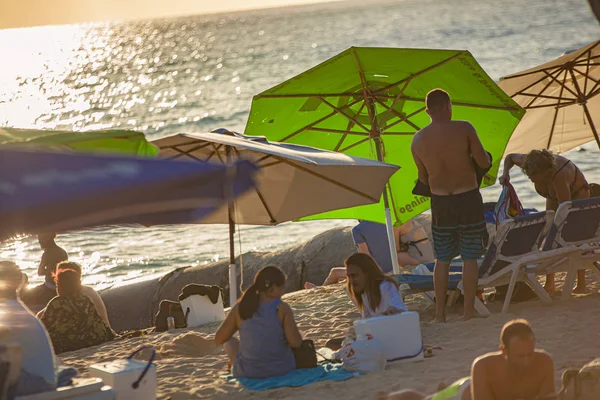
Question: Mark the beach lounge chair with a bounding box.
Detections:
[527,197,600,300]
[394,211,555,315]
[15,378,115,400]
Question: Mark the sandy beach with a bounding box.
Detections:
[59,270,600,399]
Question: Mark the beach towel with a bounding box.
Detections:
[222,363,357,391]
[494,183,524,226]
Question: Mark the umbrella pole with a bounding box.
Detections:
[226,146,238,305]
[374,136,400,275]
[582,102,600,150]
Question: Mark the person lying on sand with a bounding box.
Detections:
[325,253,406,350]
[214,266,303,379]
[377,319,556,400]
[304,220,433,289]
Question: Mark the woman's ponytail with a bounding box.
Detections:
[238,266,286,320]
[238,282,261,320]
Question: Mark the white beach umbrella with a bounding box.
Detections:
[151,129,399,303]
[499,40,600,154]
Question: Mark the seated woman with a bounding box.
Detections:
[345,253,407,319]
[396,219,435,267]
[37,262,111,328]
[326,253,407,350]
[40,268,116,354]
[500,150,590,293]
[214,266,303,379]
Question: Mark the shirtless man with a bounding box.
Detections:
[20,233,68,310]
[411,89,490,322]
[471,319,555,400]
[375,319,555,400]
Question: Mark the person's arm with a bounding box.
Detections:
[82,287,111,328]
[356,242,370,256]
[37,254,46,276]
[380,281,407,315]
[352,226,371,256]
[214,305,240,346]
[499,153,527,184]
[546,198,559,212]
[471,357,495,400]
[411,144,429,185]
[278,301,303,348]
[466,123,491,169]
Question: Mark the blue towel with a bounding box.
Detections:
[222,363,357,391]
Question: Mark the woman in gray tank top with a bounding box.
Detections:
[215,266,303,379]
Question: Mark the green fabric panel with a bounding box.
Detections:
[245,47,525,226]
[0,128,157,157]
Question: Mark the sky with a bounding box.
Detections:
[0,0,334,30]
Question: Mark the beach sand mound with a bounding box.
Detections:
[60,271,600,399]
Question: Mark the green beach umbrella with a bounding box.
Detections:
[0,128,157,156]
[245,47,525,273]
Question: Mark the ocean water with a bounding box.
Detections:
[0,0,599,290]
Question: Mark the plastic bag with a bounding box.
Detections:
[334,333,387,373]
[494,183,524,226]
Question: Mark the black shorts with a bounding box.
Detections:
[431,189,488,262]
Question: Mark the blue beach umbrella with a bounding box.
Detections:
[0,148,257,240]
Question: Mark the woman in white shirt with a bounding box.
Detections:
[325,253,406,350]
[345,253,406,319]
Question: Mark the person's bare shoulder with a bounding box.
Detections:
[534,349,554,365]
[473,351,503,369]
[279,301,293,313]
[451,120,476,134]
[412,128,425,144]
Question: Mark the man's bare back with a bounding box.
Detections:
[472,350,555,400]
[412,120,489,195]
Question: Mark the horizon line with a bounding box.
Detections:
[0,0,346,32]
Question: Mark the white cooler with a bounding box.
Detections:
[89,347,156,400]
[353,311,423,362]
[180,291,225,328]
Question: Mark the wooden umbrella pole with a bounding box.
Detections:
[582,102,600,150]
[568,68,600,150]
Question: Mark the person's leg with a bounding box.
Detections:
[433,260,451,323]
[456,190,487,320]
[544,198,559,292]
[574,269,588,293]
[462,259,479,320]
[544,273,556,293]
[323,267,347,285]
[397,253,421,268]
[304,267,347,289]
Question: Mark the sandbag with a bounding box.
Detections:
[154,300,188,332]
[335,334,386,373]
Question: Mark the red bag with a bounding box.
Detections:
[494,183,524,226]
